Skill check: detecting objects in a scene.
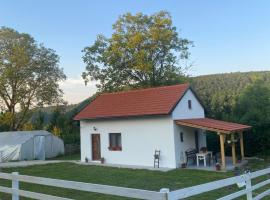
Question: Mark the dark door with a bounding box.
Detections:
[195,130,199,152]
[92,134,101,160]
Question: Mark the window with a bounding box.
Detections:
[109,133,122,151]
[180,132,184,142]
[188,100,192,109]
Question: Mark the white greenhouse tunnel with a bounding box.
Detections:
[0,130,64,162]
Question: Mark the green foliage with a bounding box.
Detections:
[21,122,34,131]
[232,80,270,155]
[50,95,99,144]
[82,11,192,92]
[0,112,13,130]
[191,71,270,119]
[32,110,46,130]
[0,27,66,130]
[191,71,270,156]
[47,106,80,144]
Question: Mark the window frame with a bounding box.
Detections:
[188,100,192,109]
[180,132,184,142]
[108,133,122,151]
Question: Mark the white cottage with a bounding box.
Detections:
[74,84,251,169]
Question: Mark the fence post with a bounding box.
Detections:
[160,188,170,200]
[245,172,252,200]
[12,172,19,200]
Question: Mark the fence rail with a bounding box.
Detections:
[169,167,270,200]
[0,167,269,200]
[0,172,167,200]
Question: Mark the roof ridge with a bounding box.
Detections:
[101,83,190,96]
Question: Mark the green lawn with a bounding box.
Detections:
[49,153,81,161]
[0,157,269,200]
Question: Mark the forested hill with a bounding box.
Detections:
[37,71,270,119]
[25,70,270,148]
[66,70,270,118]
[191,71,270,119]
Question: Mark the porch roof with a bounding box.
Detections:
[175,118,251,134]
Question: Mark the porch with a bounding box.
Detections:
[187,156,248,171]
[175,118,252,171]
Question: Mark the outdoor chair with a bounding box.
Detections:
[185,148,197,166]
[153,150,160,168]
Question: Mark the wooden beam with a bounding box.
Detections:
[175,121,251,134]
[219,133,226,170]
[231,133,236,166]
[175,121,232,134]
[240,132,245,160]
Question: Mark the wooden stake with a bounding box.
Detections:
[231,133,236,166]
[240,132,245,160]
[219,133,226,170]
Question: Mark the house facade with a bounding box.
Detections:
[75,84,208,169]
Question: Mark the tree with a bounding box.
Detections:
[82,11,192,92]
[32,110,46,130]
[48,106,80,144]
[233,80,270,155]
[191,71,270,119]
[0,27,66,130]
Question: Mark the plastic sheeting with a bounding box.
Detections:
[0,130,64,162]
[34,136,45,160]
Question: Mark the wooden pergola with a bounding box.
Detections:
[175,118,252,170]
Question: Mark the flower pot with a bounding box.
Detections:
[215,163,221,171]
[181,163,187,168]
[101,157,105,164]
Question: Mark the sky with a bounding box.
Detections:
[1,0,270,104]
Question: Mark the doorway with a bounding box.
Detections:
[91,134,101,160]
[195,130,199,152]
[34,136,45,160]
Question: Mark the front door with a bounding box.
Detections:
[92,134,101,160]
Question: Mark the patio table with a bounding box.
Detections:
[196,151,212,167]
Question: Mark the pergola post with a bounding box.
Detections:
[240,132,245,160]
[219,133,226,170]
[231,133,236,165]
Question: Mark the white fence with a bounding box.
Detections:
[0,167,269,200]
[168,167,270,200]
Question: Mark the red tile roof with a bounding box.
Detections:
[175,118,251,133]
[74,84,190,120]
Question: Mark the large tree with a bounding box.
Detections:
[0,27,66,130]
[233,80,270,155]
[82,11,192,92]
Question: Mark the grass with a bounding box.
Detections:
[0,156,269,200]
[49,153,81,161]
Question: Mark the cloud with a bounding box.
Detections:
[59,77,97,104]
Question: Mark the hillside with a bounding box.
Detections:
[24,71,270,149]
[35,71,270,119]
[191,71,270,119]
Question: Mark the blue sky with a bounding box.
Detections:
[1,0,270,103]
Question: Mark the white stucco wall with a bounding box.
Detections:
[172,89,205,120]
[80,116,176,168]
[172,89,206,167]
[173,125,206,167]
[79,88,207,169]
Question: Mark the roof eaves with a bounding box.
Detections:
[77,113,170,121]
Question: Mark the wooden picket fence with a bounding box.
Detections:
[0,167,269,200]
